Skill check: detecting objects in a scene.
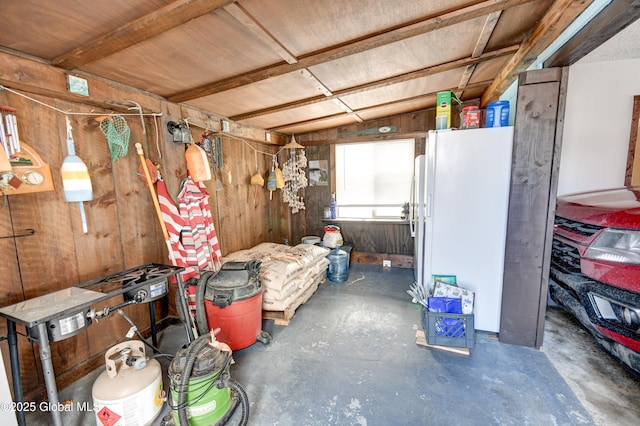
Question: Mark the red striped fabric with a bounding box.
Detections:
[177,177,222,273]
[156,178,198,281]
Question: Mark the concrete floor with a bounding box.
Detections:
[25,263,640,425]
[542,306,640,425]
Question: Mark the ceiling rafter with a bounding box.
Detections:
[231,44,518,122]
[269,80,493,133]
[458,10,502,90]
[298,69,364,122]
[481,0,594,105]
[299,69,334,97]
[223,2,298,64]
[1,0,628,136]
[168,0,537,103]
[52,0,235,69]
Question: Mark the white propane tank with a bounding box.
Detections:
[92,340,164,426]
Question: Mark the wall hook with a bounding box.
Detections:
[126,100,146,136]
[0,228,36,239]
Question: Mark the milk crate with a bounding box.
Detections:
[422,307,475,349]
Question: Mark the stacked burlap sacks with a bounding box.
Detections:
[223,242,330,312]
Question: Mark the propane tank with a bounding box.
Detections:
[92,340,164,426]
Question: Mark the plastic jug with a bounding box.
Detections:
[485,101,510,127]
[327,247,349,283]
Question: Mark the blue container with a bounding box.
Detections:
[485,100,510,127]
[327,247,349,282]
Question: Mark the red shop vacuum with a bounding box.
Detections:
[194,259,271,350]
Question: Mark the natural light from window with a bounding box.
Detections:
[335,139,415,219]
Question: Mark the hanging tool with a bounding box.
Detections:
[127,100,148,158]
[202,132,224,190]
[212,136,224,191]
[200,131,220,189]
[61,117,92,233]
[213,136,223,170]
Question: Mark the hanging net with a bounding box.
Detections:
[99,115,131,161]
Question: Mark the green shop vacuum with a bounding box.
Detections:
[165,330,249,426]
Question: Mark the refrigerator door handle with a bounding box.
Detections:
[409,176,416,237]
[426,194,432,217]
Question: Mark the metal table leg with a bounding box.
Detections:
[148,302,158,352]
[36,323,61,426]
[6,320,25,426]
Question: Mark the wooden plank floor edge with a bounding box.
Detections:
[415,329,470,356]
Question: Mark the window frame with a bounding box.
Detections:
[332,138,417,221]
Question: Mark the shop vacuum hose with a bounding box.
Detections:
[194,260,262,336]
[217,376,249,425]
[174,333,249,426]
[195,271,215,336]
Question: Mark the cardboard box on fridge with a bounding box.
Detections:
[435,91,461,130]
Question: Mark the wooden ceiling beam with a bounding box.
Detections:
[231,45,518,122]
[458,11,502,89]
[168,0,537,103]
[52,0,236,69]
[480,0,594,106]
[268,80,492,133]
[545,0,640,67]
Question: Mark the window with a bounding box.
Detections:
[335,139,415,219]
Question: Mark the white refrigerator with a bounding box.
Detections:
[411,127,514,332]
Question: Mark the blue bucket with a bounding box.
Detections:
[485,101,510,127]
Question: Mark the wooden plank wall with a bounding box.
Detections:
[0,52,290,400]
[298,144,332,244]
[499,68,567,348]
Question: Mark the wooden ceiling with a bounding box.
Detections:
[0,0,631,135]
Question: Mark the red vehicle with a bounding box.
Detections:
[549,186,640,376]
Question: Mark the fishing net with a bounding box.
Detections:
[99,115,131,161]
